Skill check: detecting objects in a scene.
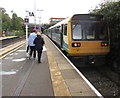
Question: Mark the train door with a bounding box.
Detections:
[62,24,68,52]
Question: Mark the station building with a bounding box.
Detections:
[49,18,65,23]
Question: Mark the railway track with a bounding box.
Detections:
[57,48,118,97]
[1,37,25,48]
[71,59,120,97]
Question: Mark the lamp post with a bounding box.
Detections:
[37,9,43,33]
[34,0,36,29]
[25,10,29,50]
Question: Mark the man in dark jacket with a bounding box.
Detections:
[34,32,45,63]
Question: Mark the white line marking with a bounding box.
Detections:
[12,58,26,62]
[0,71,16,75]
[17,50,26,52]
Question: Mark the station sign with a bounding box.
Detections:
[24,18,29,23]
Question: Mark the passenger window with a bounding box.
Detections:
[64,24,67,36]
[61,24,64,33]
[56,26,61,33]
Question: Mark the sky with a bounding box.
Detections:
[1,0,103,24]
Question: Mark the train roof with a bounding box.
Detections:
[48,14,103,29]
[71,14,103,21]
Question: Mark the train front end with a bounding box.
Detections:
[68,14,110,57]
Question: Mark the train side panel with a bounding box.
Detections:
[62,22,70,52]
[52,32,63,48]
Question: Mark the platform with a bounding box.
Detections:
[0,36,18,41]
[1,34,102,97]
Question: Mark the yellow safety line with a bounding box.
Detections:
[0,44,25,60]
[43,35,71,96]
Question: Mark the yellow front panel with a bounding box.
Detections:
[68,41,110,56]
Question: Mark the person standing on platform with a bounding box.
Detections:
[28,29,37,59]
[34,32,45,63]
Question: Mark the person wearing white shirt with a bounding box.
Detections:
[28,29,37,59]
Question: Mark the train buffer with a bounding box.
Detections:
[1,35,103,97]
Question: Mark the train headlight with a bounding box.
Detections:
[72,43,81,47]
[101,42,109,46]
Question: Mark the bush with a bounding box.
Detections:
[91,1,120,70]
[12,30,25,37]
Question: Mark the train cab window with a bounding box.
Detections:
[72,24,82,40]
[86,31,95,39]
[82,23,96,40]
[72,22,108,40]
[64,24,67,36]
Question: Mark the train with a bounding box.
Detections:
[2,31,5,37]
[44,14,110,65]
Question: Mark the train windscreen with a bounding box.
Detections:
[72,22,108,41]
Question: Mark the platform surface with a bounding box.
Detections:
[1,34,100,97]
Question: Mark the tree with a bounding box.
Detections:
[90,1,120,46]
[0,7,12,32]
[11,13,23,30]
[90,1,120,70]
[1,7,25,37]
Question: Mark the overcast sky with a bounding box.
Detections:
[1,0,103,23]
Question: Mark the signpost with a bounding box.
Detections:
[24,10,34,51]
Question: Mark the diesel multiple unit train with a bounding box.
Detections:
[44,14,110,64]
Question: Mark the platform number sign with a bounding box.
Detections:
[24,18,29,23]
